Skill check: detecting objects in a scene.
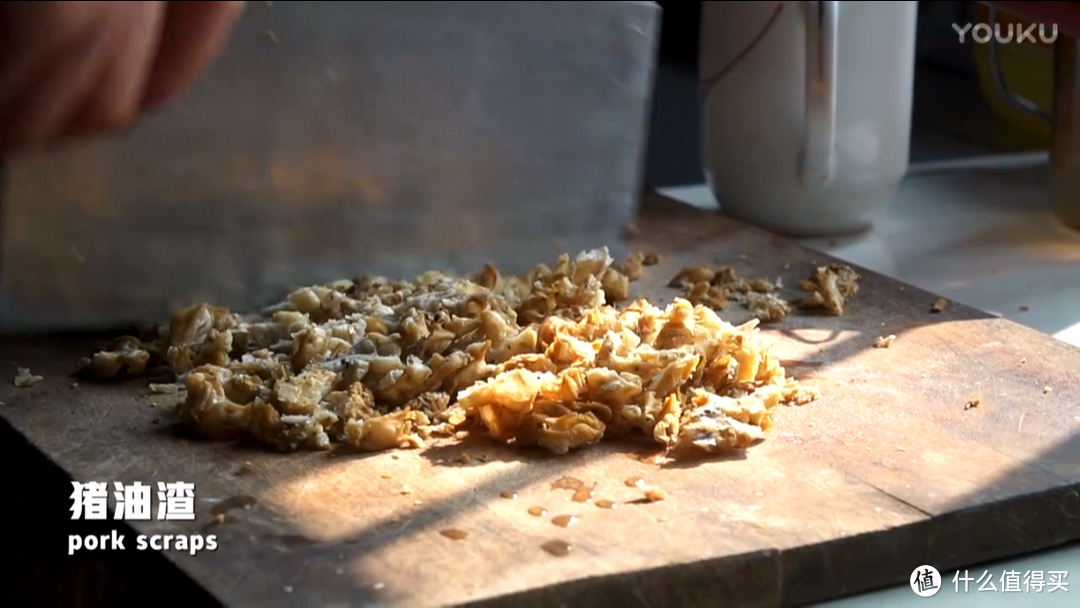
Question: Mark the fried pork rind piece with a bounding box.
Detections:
[669,264,785,317]
[78,336,152,379]
[800,264,860,316]
[746,292,791,323]
[83,246,820,457]
[13,367,43,387]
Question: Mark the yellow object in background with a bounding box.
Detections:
[971,5,1054,147]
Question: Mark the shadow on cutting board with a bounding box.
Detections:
[0,416,220,607]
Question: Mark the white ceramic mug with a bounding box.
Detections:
[700,1,918,237]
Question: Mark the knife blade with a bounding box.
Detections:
[0,1,659,333]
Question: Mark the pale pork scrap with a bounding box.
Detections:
[620,251,660,282]
[668,264,786,319]
[13,367,42,388]
[78,247,820,460]
[149,383,183,394]
[78,336,152,379]
[746,292,791,323]
[800,264,860,316]
[873,335,896,349]
[684,281,730,310]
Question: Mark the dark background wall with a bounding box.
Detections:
[643,1,704,188]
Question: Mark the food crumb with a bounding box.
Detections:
[656,515,669,523]
[413,499,423,505]
[13,367,43,388]
[373,582,386,590]
[746,292,790,323]
[931,298,948,313]
[624,477,646,488]
[1019,305,1030,312]
[380,473,392,479]
[399,485,412,495]
[1043,386,1052,394]
[800,265,860,316]
[964,397,981,410]
[457,453,473,465]
[643,487,667,502]
[873,335,896,349]
[149,383,182,394]
[642,252,661,265]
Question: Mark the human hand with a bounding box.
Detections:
[0,1,245,157]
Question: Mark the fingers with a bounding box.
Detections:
[1,39,106,152]
[140,1,246,111]
[0,20,107,153]
[0,1,244,158]
[60,1,169,141]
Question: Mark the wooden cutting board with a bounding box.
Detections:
[1,194,1078,607]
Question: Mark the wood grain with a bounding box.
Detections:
[0,194,1077,607]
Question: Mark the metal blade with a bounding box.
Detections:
[0,1,658,333]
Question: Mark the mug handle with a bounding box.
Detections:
[986,7,1053,125]
[800,1,839,186]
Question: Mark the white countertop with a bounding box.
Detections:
[659,148,1079,605]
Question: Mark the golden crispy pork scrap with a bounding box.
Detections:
[800,264,860,316]
[668,264,792,322]
[79,248,819,458]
